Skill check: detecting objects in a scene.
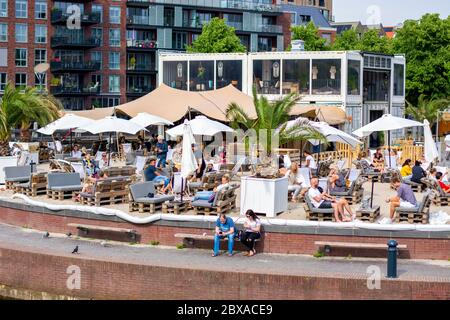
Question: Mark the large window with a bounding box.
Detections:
[282,59,310,94]
[35,49,47,65]
[394,64,404,96]
[347,60,361,95]
[92,28,103,45]
[189,61,214,91]
[0,0,7,17]
[91,51,102,68]
[15,73,27,88]
[109,75,120,93]
[109,52,120,70]
[363,70,389,102]
[163,61,187,90]
[127,75,152,93]
[172,32,187,50]
[0,73,7,91]
[109,28,120,47]
[253,59,281,94]
[35,25,47,44]
[0,23,6,42]
[92,5,103,22]
[15,23,28,43]
[110,6,121,24]
[311,59,341,95]
[216,60,242,90]
[15,0,27,18]
[15,48,27,67]
[35,1,47,19]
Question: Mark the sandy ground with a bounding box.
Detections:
[1,163,449,222]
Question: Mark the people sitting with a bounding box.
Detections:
[98,152,108,169]
[144,156,171,193]
[191,144,206,183]
[71,145,82,158]
[436,172,450,193]
[303,150,317,174]
[285,163,306,202]
[240,210,261,257]
[428,168,437,181]
[212,213,235,257]
[400,159,413,180]
[75,171,109,202]
[387,177,418,219]
[308,176,354,222]
[205,161,216,174]
[83,153,97,177]
[328,166,347,193]
[411,160,427,188]
[193,174,230,202]
[372,148,384,172]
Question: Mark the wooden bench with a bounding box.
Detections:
[315,241,407,253]
[68,223,138,242]
[175,232,261,246]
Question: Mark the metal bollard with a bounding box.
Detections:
[387,239,398,278]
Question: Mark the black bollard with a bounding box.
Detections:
[387,239,398,278]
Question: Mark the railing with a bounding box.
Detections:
[126,0,281,12]
[127,64,156,71]
[259,24,283,33]
[226,21,243,30]
[126,39,157,48]
[51,36,101,47]
[127,15,150,25]
[50,85,100,95]
[50,61,101,72]
[127,86,152,94]
[51,9,100,24]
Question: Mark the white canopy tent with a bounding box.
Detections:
[37,114,95,135]
[130,112,174,127]
[166,115,234,138]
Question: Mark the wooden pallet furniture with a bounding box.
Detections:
[4,165,32,190]
[102,165,136,178]
[67,223,138,242]
[79,176,132,206]
[129,181,174,213]
[304,194,336,222]
[15,172,47,196]
[394,192,431,224]
[355,205,380,222]
[46,172,82,200]
[188,171,224,193]
[422,178,450,206]
[162,201,189,214]
[191,185,238,215]
[329,176,366,205]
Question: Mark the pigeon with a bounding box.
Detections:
[71,246,79,254]
[66,232,72,238]
[43,232,50,238]
[100,240,108,247]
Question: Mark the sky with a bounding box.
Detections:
[333,0,450,26]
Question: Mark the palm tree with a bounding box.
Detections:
[0,83,61,156]
[406,94,450,127]
[226,87,326,156]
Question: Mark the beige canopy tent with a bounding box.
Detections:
[115,83,256,122]
[290,105,347,125]
[66,107,116,120]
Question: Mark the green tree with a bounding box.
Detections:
[359,29,393,53]
[290,22,328,51]
[331,29,361,51]
[406,94,450,127]
[187,18,246,53]
[226,87,326,155]
[0,83,61,155]
[393,14,450,105]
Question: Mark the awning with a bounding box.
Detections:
[290,105,347,125]
[116,84,256,122]
[66,107,115,120]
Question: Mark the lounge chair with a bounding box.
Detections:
[353,159,381,181]
[188,171,224,193]
[80,176,132,206]
[46,172,82,200]
[15,172,47,196]
[394,192,431,224]
[329,175,366,204]
[219,157,246,180]
[4,165,33,190]
[422,178,450,206]
[129,181,174,213]
[304,194,335,222]
[191,184,238,215]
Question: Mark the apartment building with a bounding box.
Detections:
[279,0,333,21]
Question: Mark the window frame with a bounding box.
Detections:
[15,0,28,18]
[35,24,47,44]
[15,48,28,67]
[15,23,28,43]
[35,1,47,20]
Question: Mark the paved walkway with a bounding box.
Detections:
[1,223,449,282]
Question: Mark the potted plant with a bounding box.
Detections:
[129,56,136,70]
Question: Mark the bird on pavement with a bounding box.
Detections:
[72,246,79,254]
[43,231,50,238]
[100,240,108,247]
[66,232,72,237]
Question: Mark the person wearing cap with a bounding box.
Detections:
[155,135,168,168]
[144,156,171,193]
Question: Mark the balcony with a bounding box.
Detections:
[50,85,100,96]
[126,15,150,25]
[126,1,281,13]
[126,39,157,50]
[126,64,156,74]
[50,61,101,73]
[51,36,101,49]
[51,9,100,25]
[126,86,153,97]
[260,24,283,34]
[225,21,243,31]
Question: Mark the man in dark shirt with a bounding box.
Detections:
[155,135,168,168]
[411,160,427,189]
[386,177,417,219]
[144,157,170,193]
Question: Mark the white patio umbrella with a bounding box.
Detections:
[37,114,95,135]
[178,120,198,202]
[166,115,234,138]
[79,116,146,165]
[130,112,174,127]
[423,119,439,163]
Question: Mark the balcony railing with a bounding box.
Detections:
[126,86,152,95]
[50,61,101,73]
[127,15,150,25]
[50,85,100,96]
[51,9,100,25]
[127,64,156,72]
[51,36,101,48]
[126,0,281,12]
[226,21,243,31]
[260,24,283,33]
[126,39,157,49]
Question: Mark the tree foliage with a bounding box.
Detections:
[406,95,450,127]
[290,22,328,51]
[332,29,392,53]
[187,18,246,53]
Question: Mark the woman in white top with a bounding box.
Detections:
[285,162,305,202]
[304,150,317,174]
[240,210,261,257]
[71,145,82,158]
